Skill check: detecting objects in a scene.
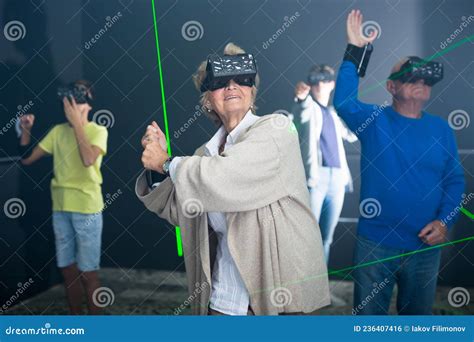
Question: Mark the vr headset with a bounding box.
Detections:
[200,53,257,92]
[307,67,335,85]
[57,83,92,104]
[388,56,443,86]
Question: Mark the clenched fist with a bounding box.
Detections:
[295,81,310,100]
[20,114,35,131]
[141,121,169,173]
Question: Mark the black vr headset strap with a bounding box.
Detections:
[343,43,373,77]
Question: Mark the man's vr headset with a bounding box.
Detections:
[200,53,257,92]
[57,83,93,104]
[307,66,335,85]
[388,56,443,86]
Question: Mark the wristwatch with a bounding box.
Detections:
[162,156,174,177]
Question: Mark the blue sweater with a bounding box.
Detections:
[334,61,465,250]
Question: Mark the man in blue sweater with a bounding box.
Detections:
[334,10,465,315]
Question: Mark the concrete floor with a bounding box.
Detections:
[6,268,473,315]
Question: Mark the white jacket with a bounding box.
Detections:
[292,96,357,191]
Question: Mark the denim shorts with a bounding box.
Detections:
[52,211,103,272]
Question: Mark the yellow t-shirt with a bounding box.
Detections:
[38,122,108,214]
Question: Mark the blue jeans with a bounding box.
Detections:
[352,235,441,315]
[309,167,346,263]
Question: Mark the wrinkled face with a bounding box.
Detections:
[388,78,432,103]
[207,79,253,117]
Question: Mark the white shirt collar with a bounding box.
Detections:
[205,110,259,156]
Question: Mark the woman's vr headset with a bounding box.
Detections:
[388,56,443,86]
[200,53,258,92]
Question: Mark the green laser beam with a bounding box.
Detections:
[329,235,474,276]
[180,234,473,310]
[252,234,474,295]
[151,0,183,257]
[175,226,183,256]
[461,207,474,220]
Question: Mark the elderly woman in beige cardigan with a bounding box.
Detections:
[136,43,329,315]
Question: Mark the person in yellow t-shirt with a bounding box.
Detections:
[19,80,108,315]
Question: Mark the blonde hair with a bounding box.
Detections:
[192,42,260,125]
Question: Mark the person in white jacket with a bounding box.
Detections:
[292,64,357,265]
